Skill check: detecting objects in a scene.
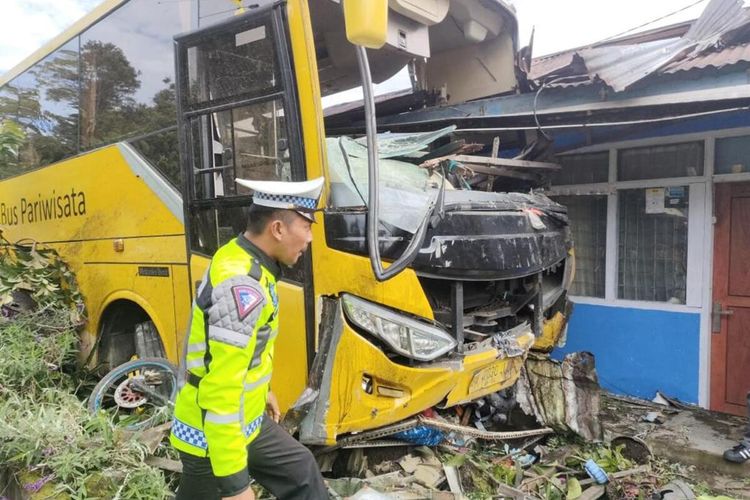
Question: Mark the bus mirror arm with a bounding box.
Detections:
[355,45,430,282]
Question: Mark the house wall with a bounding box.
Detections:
[548,119,750,407]
[553,304,700,402]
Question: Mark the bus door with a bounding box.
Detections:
[174,4,313,412]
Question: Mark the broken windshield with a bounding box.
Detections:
[326,127,455,234]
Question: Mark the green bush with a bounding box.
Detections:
[0,311,172,499]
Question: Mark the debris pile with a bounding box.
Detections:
[311,354,740,499]
[319,416,735,500]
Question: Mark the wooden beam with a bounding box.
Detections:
[460,164,539,181]
[449,155,560,170]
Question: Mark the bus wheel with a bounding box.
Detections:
[88,357,178,430]
[97,301,165,372]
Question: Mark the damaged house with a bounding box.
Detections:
[326,0,750,416]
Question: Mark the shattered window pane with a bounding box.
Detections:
[552,152,609,186]
[617,188,689,304]
[186,19,278,106]
[553,195,607,298]
[326,136,441,234]
[618,142,703,181]
[715,135,750,175]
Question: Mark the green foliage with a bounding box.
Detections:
[0,120,26,177]
[568,443,635,473]
[0,389,171,499]
[0,310,172,498]
[0,311,78,392]
[0,235,85,325]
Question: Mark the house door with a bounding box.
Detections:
[711,182,750,416]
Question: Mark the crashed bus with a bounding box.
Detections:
[0,0,573,444]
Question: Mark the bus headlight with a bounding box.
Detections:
[342,294,457,362]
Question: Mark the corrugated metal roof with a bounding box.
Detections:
[578,37,688,91]
[528,52,578,81]
[527,0,750,91]
[685,0,747,48]
[663,42,750,72]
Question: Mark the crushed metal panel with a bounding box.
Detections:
[516,351,603,441]
[683,0,748,51]
[293,298,536,445]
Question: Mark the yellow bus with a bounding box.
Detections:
[0,0,573,444]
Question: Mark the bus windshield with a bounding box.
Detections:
[325,127,456,234]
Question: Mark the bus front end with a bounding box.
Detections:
[175,0,573,446]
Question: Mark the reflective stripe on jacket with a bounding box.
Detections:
[170,234,280,495]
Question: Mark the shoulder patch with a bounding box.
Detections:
[232,285,264,321]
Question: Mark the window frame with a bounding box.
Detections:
[547,139,707,312]
[176,6,307,214]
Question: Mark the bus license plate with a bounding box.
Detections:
[468,361,505,393]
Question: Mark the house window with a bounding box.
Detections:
[548,140,704,308]
[553,195,607,298]
[617,142,703,181]
[617,188,689,304]
[552,152,609,185]
[715,135,750,174]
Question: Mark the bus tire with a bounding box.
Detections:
[135,320,166,359]
[97,301,164,372]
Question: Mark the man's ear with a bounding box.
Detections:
[269,219,285,241]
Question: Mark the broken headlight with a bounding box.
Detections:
[342,294,457,362]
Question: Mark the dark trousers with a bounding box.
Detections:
[176,418,328,499]
[744,392,750,447]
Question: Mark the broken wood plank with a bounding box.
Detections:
[470,165,539,181]
[443,465,463,495]
[578,485,606,500]
[422,154,560,171]
[486,137,501,192]
[495,482,531,499]
[145,456,182,473]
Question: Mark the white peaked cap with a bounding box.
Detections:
[235,177,324,222]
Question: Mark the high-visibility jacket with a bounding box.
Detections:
[170,234,280,495]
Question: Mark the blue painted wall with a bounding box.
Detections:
[552,303,700,403]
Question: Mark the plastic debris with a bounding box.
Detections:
[583,459,609,484]
[392,426,444,446]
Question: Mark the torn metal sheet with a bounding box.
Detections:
[516,352,603,441]
[529,0,750,91]
[578,0,749,91]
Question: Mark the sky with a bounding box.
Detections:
[0,0,744,95]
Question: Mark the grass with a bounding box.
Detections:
[0,309,173,499]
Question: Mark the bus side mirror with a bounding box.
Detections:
[343,0,388,49]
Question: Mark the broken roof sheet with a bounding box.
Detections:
[529,0,750,91]
[663,41,750,72]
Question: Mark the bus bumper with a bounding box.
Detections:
[294,297,535,445]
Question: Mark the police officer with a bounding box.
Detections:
[170,177,328,500]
